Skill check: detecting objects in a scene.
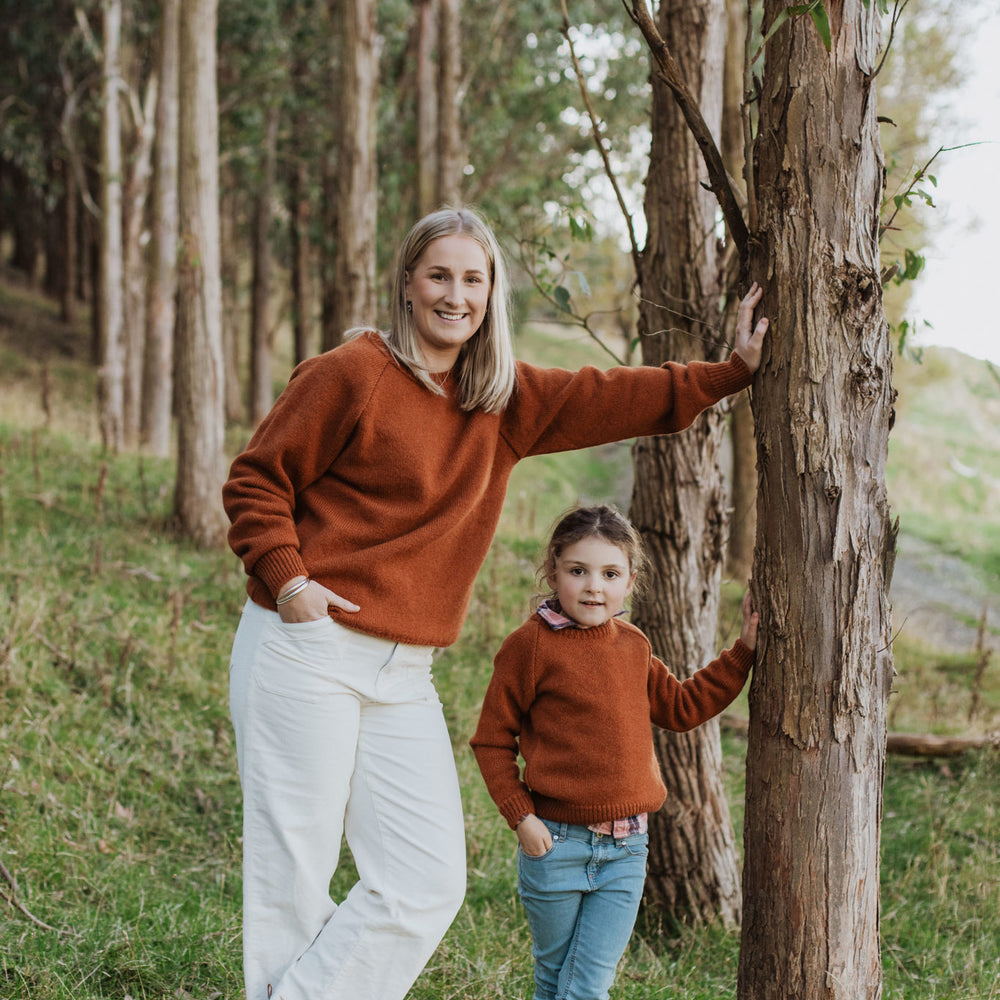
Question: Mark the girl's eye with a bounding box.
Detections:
[605,571,620,580]
[569,567,585,576]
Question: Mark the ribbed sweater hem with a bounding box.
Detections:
[530,794,667,827]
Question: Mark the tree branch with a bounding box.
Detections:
[0,858,72,936]
[624,0,750,261]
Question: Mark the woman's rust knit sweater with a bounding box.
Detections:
[470,614,753,828]
[223,331,752,648]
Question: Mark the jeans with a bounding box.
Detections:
[517,819,648,1000]
[228,600,466,1000]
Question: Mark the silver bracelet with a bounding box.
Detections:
[275,578,310,605]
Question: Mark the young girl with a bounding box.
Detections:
[471,505,758,1000]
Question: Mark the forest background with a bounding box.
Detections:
[1,0,998,998]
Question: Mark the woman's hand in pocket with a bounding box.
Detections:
[276,577,360,623]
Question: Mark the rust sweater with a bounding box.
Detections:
[470,614,753,828]
[223,330,752,648]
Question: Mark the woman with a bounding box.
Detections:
[223,207,768,1000]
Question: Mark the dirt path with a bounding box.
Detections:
[890,532,998,655]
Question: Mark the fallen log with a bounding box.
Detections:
[719,716,999,758]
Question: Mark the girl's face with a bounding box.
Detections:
[404,235,491,372]
[547,535,636,629]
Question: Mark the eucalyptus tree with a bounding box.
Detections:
[623,0,744,927]
[142,0,180,457]
[97,0,125,453]
[622,5,896,987]
[736,3,894,994]
[174,0,227,547]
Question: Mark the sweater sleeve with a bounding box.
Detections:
[470,626,539,828]
[501,353,752,459]
[647,639,754,733]
[222,339,382,598]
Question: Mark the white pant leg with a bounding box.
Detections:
[229,601,466,1000]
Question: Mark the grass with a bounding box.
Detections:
[1,277,999,998]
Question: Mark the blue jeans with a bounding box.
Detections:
[517,819,648,1000]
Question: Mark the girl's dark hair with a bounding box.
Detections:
[537,504,647,605]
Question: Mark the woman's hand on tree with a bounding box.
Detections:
[733,282,770,374]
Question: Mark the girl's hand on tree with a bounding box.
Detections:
[276,576,360,623]
[739,591,760,652]
[733,282,770,374]
[516,814,553,857]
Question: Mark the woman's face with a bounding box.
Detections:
[404,235,491,372]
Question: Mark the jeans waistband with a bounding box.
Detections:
[538,817,647,845]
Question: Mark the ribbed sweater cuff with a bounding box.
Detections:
[718,352,753,395]
[251,545,309,599]
[730,638,755,675]
[498,792,537,830]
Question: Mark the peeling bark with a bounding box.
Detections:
[738,4,894,997]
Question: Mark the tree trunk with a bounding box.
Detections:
[98,0,126,454]
[415,0,438,216]
[288,44,315,368]
[727,391,756,581]
[142,0,180,457]
[289,154,313,367]
[249,103,279,426]
[436,0,462,206]
[722,0,755,582]
[629,0,741,928]
[174,0,227,548]
[330,0,378,340]
[62,159,77,324]
[737,4,894,998]
[123,73,157,446]
[220,179,244,423]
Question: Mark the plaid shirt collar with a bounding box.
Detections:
[536,598,626,631]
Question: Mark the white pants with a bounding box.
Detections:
[229,600,467,1000]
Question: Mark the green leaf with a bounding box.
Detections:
[809,3,832,51]
[553,285,572,313]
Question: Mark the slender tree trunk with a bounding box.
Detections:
[722,0,755,582]
[249,103,279,426]
[738,4,894,998]
[98,0,126,453]
[62,159,77,323]
[436,0,462,206]
[123,73,157,446]
[289,154,313,367]
[143,0,180,457]
[416,0,438,216]
[329,0,378,340]
[630,0,741,928]
[174,0,227,548]
[219,180,244,423]
[287,40,315,368]
[319,147,339,352]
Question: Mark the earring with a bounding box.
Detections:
[406,301,413,314]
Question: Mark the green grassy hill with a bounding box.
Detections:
[1,276,997,999]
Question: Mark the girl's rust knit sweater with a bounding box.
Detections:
[223,331,752,648]
[470,614,753,828]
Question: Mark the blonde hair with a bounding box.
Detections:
[537,504,647,606]
[383,207,517,414]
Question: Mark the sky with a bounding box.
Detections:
[909,9,1000,365]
